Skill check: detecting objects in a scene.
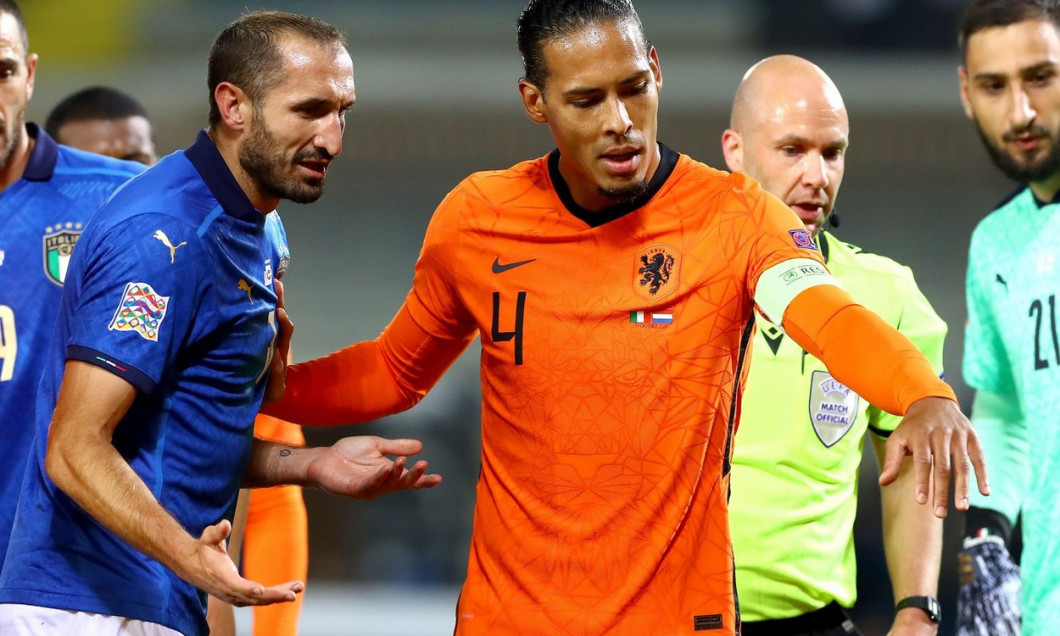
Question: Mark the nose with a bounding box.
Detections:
[604,97,634,137]
[802,153,829,190]
[315,112,345,158]
[1009,85,1037,129]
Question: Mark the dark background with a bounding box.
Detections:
[25,1,1014,633]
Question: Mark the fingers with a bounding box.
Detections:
[931,429,952,518]
[966,430,991,497]
[951,430,972,512]
[201,519,233,549]
[373,437,425,457]
[877,435,911,490]
[222,579,305,607]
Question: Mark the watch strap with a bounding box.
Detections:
[895,595,941,624]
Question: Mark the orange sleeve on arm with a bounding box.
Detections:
[261,303,475,426]
[782,284,956,416]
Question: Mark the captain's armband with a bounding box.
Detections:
[753,258,839,325]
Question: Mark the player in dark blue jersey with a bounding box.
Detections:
[0,0,145,574]
[0,10,440,636]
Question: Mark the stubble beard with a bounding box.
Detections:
[977,120,1060,185]
[239,114,326,205]
[0,109,25,173]
[598,179,649,204]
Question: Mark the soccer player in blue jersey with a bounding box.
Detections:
[957,0,1060,634]
[45,86,157,166]
[0,0,146,573]
[0,10,441,636]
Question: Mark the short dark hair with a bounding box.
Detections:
[207,11,347,127]
[517,0,647,90]
[0,0,28,54]
[45,86,151,138]
[959,0,1060,58]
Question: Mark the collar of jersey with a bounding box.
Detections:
[549,142,679,228]
[184,129,263,223]
[22,122,58,182]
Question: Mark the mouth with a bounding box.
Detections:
[1004,127,1049,153]
[298,159,329,181]
[790,202,827,229]
[600,146,641,177]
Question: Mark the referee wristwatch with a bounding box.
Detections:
[895,595,941,624]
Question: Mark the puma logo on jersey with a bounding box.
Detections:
[153,230,187,264]
[237,279,253,302]
[995,273,1008,291]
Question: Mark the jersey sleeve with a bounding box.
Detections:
[967,389,1026,521]
[963,227,1015,394]
[868,267,948,435]
[264,187,478,426]
[66,214,208,394]
[734,180,838,321]
[403,185,479,340]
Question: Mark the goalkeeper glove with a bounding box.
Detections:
[956,534,1021,636]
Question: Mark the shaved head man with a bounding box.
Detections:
[725,55,847,235]
[724,55,948,635]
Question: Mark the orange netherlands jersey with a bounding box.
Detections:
[404,145,824,635]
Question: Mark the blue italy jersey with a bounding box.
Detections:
[0,124,143,566]
[0,130,290,636]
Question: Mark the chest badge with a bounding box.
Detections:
[43,224,83,286]
[809,370,859,447]
[634,243,679,301]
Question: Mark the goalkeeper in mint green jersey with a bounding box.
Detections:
[722,55,946,636]
[955,1,1060,634]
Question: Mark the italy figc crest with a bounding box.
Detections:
[43,224,83,286]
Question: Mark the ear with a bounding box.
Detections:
[214,81,254,131]
[24,53,36,101]
[957,65,974,120]
[519,78,548,124]
[648,45,662,93]
[721,128,743,173]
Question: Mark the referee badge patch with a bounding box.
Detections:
[109,282,170,342]
[809,370,859,447]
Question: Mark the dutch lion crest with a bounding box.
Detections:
[633,244,679,300]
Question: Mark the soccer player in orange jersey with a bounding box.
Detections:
[267,1,988,634]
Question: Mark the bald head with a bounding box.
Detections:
[729,55,847,132]
[722,55,849,235]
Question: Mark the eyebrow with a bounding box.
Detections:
[561,69,651,98]
[972,60,1058,82]
[774,133,848,149]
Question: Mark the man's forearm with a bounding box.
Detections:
[244,439,310,488]
[47,424,201,579]
[875,437,942,623]
[45,361,203,582]
[263,303,472,426]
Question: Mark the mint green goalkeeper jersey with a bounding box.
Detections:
[964,187,1060,633]
[730,232,946,621]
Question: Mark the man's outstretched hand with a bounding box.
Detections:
[307,436,442,499]
[879,397,989,518]
[179,519,304,607]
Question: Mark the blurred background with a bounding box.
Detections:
[24,0,1014,634]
